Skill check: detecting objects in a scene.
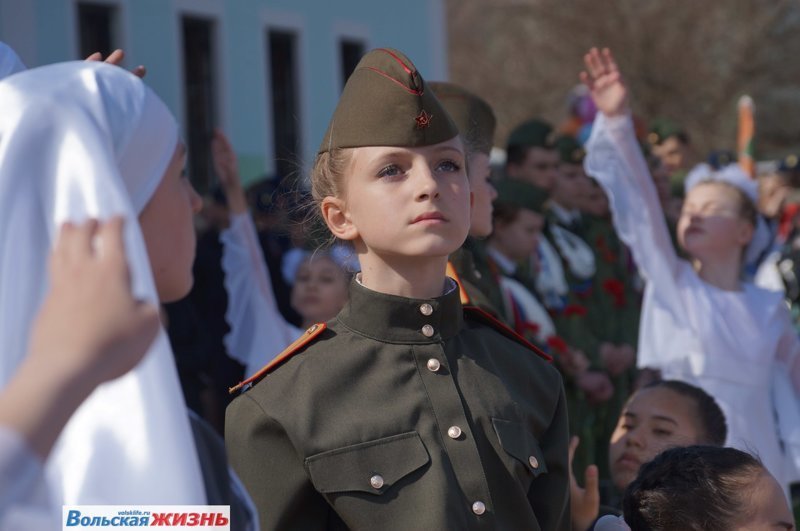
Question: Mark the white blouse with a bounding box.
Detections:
[221,213,301,379]
[585,112,800,490]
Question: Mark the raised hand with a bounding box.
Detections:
[569,436,600,531]
[0,218,160,457]
[85,49,146,78]
[212,129,247,214]
[580,48,628,118]
[28,217,160,385]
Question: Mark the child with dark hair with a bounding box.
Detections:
[615,446,793,531]
[571,380,727,530]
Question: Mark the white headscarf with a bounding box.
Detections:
[0,61,205,507]
[0,42,25,80]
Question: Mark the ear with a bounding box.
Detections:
[736,219,755,247]
[321,196,359,241]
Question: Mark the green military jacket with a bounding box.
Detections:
[226,279,570,531]
[449,241,504,320]
[543,209,606,369]
[582,214,640,348]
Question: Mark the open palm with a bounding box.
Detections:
[580,48,628,117]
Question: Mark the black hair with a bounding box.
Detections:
[505,144,530,167]
[643,380,727,446]
[655,130,690,146]
[623,445,764,531]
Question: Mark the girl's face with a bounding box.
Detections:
[492,209,544,262]
[327,137,470,261]
[138,143,203,302]
[468,152,497,238]
[290,256,349,323]
[734,471,794,531]
[608,387,703,491]
[677,183,753,260]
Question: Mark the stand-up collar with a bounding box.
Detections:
[337,278,463,344]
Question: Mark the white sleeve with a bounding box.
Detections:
[0,427,59,530]
[221,213,297,374]
[584,113,682,305]
[774,309,800,393]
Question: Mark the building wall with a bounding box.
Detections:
[0,0,447,185]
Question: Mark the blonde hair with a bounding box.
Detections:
[692,180,757,227]
[308,148,354,247]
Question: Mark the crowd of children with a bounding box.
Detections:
[0,37,798,530]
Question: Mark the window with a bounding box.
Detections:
[181,16,217,193]
[267,30,300,179]
[77,2,117,59]
[339,39,364,89]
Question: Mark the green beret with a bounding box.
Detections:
[506,119,555,151]
[554,135,585,165]
[429,82,496,155]
[318,48,458,154]
[648,118,686,146]
[493,179,549,213]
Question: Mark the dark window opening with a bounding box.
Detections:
[77,3,117,59]
[182,16,217,194]
[268,30,300,179]
[340,39,364,89]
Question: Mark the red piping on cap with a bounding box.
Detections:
[364,67,423,96]
[377,48,414,75]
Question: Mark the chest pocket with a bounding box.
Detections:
[305,431,430,496]
[492,418,547,487]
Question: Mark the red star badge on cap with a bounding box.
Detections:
[415,110,432,129]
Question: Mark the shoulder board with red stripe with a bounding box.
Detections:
[463,306,552,362]
[446,261,471,306]
[228,323,327,394]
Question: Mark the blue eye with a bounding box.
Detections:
[377,164,402,178]
[436,159,461,173]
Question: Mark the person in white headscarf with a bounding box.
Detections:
[0,218,162,529]
[0,42,25,79]
[0,60,210,524]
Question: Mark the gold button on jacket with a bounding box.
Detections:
[226,279,570,531]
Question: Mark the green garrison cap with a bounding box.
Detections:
[554,135,585,165]
[648,118,686,146]
[318,48,458,154]
[494,179,549,213]
[506,119,555,151]
[429,82,496,155]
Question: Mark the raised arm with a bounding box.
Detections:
[582,48,682,290]
[213,130,297,376]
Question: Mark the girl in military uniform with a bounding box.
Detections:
[226,48,570,531]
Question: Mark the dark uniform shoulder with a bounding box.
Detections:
[228,323,328,394]
[463,306,552,362]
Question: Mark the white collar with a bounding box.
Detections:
[549,201,581,226]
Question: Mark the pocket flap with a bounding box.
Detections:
[492,418,548,477]
[305,431,429,495]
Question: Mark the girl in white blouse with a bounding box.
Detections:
[581,47,800,493]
